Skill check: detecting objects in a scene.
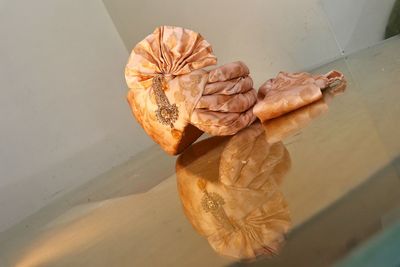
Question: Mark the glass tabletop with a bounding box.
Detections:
[0,36,399,267]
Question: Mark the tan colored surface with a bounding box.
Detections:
[0,37,399,267]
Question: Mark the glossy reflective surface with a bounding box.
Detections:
[175,92,342,260]
[176,123,292,260]
[0,37,399,267]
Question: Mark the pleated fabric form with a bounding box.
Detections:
[125,26,257,155]
[253,70,345,122]
[176,123,291,259]
[191,61,257,136]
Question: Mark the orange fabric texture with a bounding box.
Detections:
[191,61,257,136]
[176,123,291,259]
[253,70,345,122]
[175,95,339,259]
[125,26,257,154]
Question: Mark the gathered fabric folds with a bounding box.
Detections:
[191,61,257,136]
[176,123,291,259]
[253,70,345,122]
[125,26,257,155]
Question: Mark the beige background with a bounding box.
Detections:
[0,1,151,232]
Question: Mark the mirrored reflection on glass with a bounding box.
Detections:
[176,86,345,260]
[176,123,291,260]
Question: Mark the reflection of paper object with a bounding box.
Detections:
[176,123,291,260]
[253,70,345,122]
[263,99,329,144]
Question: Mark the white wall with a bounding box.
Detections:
[322,0,397,54]
[102,0,343,86]
[103,0,396,86]
[0,1,152,232]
